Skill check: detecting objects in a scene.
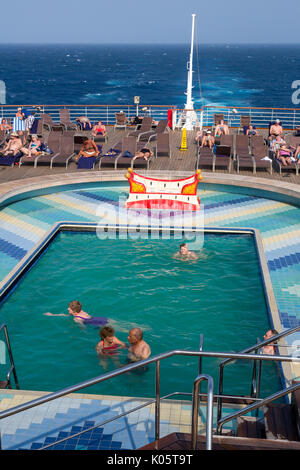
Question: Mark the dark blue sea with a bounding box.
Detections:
[0,44,299,108]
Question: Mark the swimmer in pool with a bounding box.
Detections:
[127,328,151,362]
[96,325,126,356]
[173,243,198,260]
[44,300,108,326]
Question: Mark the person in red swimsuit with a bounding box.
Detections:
[96,326,126,355]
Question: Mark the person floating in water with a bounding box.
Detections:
[127,328,151,362]
[44,300,108,326]
[96,326,126,355]
[173,243,198,260]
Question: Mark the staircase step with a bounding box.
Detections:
[139,432,300,450]
[263,403,299,441]
[237,416,265,439]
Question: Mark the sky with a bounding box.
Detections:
[0,0,299,44]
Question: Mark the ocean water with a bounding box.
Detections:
[0,44,299,108]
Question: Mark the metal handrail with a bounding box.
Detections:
[217,382,300,436]
[0,349,299,450]
[40,390,263,450]
[0,324,19,390]
[1,349,298,421]
[191,374,214,450]
[217,325,300,424]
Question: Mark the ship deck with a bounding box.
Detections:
[0,128,299,185]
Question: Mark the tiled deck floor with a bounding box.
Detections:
[0,389,242,450]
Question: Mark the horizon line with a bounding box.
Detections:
[0,42,299,46]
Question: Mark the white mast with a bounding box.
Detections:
[177,13,199,130]
[185,13,196,113]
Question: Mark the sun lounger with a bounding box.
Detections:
[115,136,138,169]
[0,151,23,167]
[99,136,136,169]
[36,134,75,169]
[127,117,153,138]
[155,133,171,158]
[41,113,64,132]
[196,147,215,171]
[274,156,299,175]
[137,119,169,142]
[19,132,61,168]
[114,112,128,132]
[59,109,78,131]
[251,147,273,174]
[214,145,232,172]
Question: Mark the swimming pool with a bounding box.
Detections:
[0,229,280,398]
[0,180,299,396]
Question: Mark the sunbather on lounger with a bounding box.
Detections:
[0,133,23,156]
[246,125,259,136]
[0,118,12,132]
[75,137,99,163]
[200,131,215,148]
[92,121,107,137]
[132,147,153,162]
[269,119,283,140]
[214,120,229,137]
[20,134,41,158]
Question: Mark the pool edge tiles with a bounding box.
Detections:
[0,389,194,450]
[0,389,254,450]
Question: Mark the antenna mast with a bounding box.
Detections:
[178,13,199,130]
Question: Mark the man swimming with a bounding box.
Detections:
[173,243,198,260]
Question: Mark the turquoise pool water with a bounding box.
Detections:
[0,230,280,399]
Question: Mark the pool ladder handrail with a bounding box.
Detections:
[217,325,300,425]
[0,349,299,451]
[0,324,19,390]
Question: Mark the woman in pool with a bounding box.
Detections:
[96,325,126,356]
[44,300,108,326]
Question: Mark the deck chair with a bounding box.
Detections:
[127,117,153,138]
[235,135,249,158]
[99,136,136,169]
[196,147,215,171]
[0,151,23,167]
[274,155,299,176]
[114,112,128,132]
[41,113,64,132]
[214,145,232,172]
[59,109,78,131]
[155,133,171,158]
[115,136,138,169]
[214,114,224,126]
[137,119,169,142]
[37,134,75,169]
[251,147,273,174]
[131,146,154,170]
